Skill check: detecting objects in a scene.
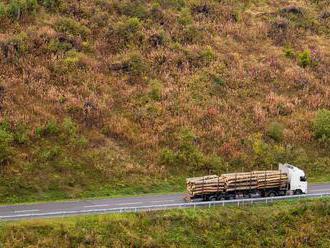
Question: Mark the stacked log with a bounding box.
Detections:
[186,170,288,196]
[186,175,224,195]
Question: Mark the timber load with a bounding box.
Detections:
[186,170,288,196]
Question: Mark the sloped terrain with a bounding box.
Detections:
[0,0,329,202]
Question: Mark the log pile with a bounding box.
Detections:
[186,171,288,196]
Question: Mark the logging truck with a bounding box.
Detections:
[185,163,307,201]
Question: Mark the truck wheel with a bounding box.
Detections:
[217,195,225,201]
[294,189,303,195]
[209,196,217,201]
[267,191,277,197]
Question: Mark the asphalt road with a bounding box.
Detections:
[0,183,329,220]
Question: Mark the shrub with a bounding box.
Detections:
[199,47,215,66]
[148,80,162,101]
[210,73,225,86]
[297,50,312,68]
[40,0,61,10]
[178,8,193,25]
[62,117,77,137]
[35,120,60,137]
[116,17,142,41]
[160,129,223,171]
[284,47,295,58]
[8,0,23,19]
[124,52,148,77]
[157,0,185,10]
[0,3,5,18]
[14,124,29,145]
[26,0,38,13]
[266,122,284,142]
[55,17,91,38]
[7,0,38,19]
[0,128,14,165]
[115,1,148,19]
[47,38,73,53]
[313,109,330,141]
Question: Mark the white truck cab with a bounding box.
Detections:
[279,163,307,194]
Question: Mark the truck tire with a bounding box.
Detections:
[294,189,303,195]
[209,196,217,201]
[267,191,277,197]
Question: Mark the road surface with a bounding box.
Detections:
[0,183,329,220]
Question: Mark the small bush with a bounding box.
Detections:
[55,17,91,38]
[124,52,148,77]
[284,47,295,58]
[35,121,60,137]
[148,80,162,101]
[266,122,284,142]
[40,0,61,10]
[115,1,148,19]
[0,3,5,18]
[7,0,38,20]
[14,125,29,145]
[157,0,185,10]
[297,50,312,68]
[8,0,23,19]
[159,129,223,171]
[116,17,142,41]
[0,128,14,165]
[47,38,73,53]
[313,109,330,141]
[178,8,193,26]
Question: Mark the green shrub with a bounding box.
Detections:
[40,0,61,10]
[0,128,14,165]
[313,109,330,141]
[14,125,29,145]
[47,38,72,53]
[297,50,312,68]
[0,3,5,18]
[160,129,223,171]
[210,73,225,86]
[116,17,142,41]
[116,1,148,19]
[266,122,284,142]
[39,146,61,161]
[148,80,162,101]
[62,117,77,137]
[26,0,38,13]
[8,0,23,19]
[284,47,295,58]
[125,52,148,77]
[55,17,91,38]
[199,47,215,66]
[178,8,193,26]
[180,25,204,44]
[35,121,60,137]
[157,0,185,10]
[7,0,38,19]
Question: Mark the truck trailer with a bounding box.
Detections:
[185,163,307,201]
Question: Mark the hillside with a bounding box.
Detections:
[0,0,329,203]
[1,199,330,247]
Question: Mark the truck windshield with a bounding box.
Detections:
[300,176,307,182]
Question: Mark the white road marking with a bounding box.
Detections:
[14,209,39,213]
[83,204,109,208]
[309,189,330,193]
[151,199,176,203]
[115,201,142,206]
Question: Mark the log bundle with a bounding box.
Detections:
[186,171,288,196]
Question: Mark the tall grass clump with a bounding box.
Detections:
[0,125,14,166]
[313,109,330,142]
